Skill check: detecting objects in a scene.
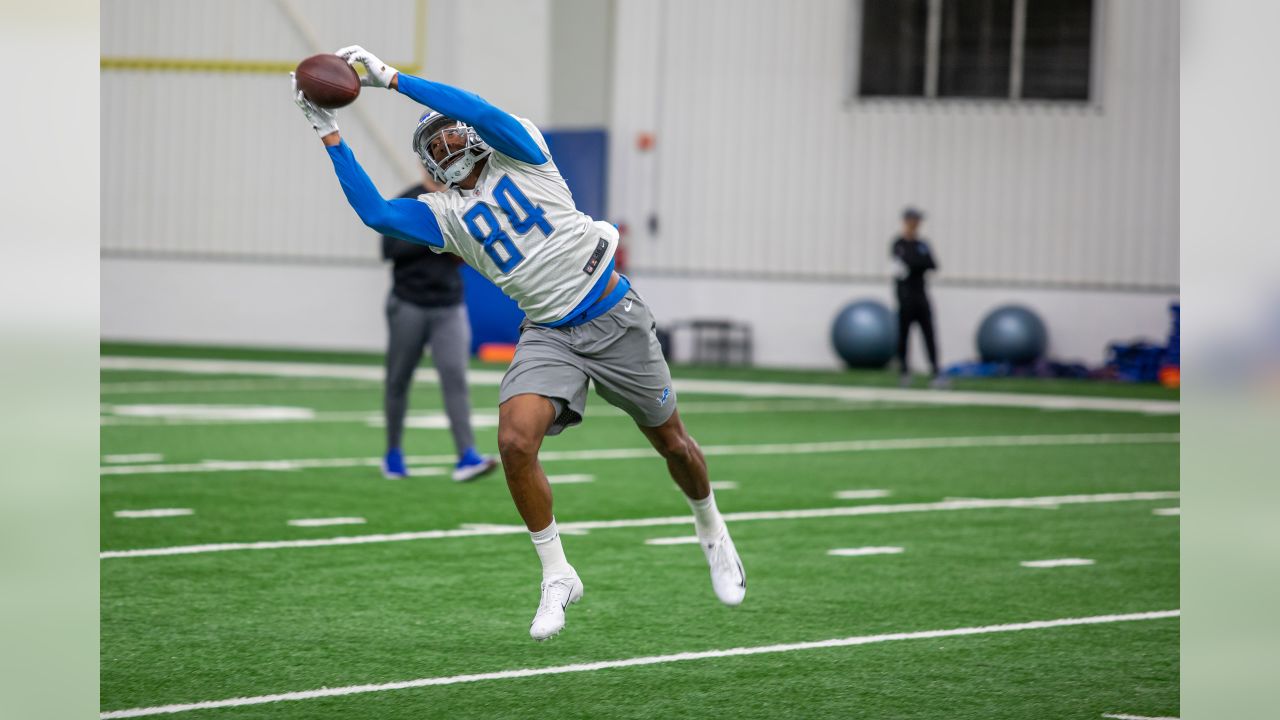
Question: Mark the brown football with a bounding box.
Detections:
[294,54,361,109]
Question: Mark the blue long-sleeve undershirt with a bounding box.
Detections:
[396,74,547,165]
[325,140,444,249]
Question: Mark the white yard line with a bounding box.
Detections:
[709,481,738,490]
[644,536,701,546]
[834,489,892,500]
[100,433,1179,476]
[548,474,595,484]
[287,517,367,528]
[458,523,590,536]
[947,496,1059,510]
[113,509,193,519]
[98,609,1179,719]
[1152,508,1180,516]
[101,356,1179,414]
[99,490,1177,559]
[460,523,526,532]
[827,546,904,557]
[103,453,164,464]
[1021,558,1096,568]
[1101,714,1179,720]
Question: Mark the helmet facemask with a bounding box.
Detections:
[412,113,492,188]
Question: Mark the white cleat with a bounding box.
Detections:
[701,526,746,606]
[529,572,583,641]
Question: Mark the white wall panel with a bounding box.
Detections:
[609,0,1178,291]
[102,0,417,63]
[101,69,418,261]
[101,0,425,261]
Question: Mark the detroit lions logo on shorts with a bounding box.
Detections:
[658,387,671,406]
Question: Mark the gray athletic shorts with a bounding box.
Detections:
[499,287,676,435]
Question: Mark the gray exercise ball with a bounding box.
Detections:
[977,304,1048,364]
[831,300,897,368]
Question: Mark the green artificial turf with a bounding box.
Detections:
[100,345,1179,719]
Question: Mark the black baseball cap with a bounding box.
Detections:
[902,207,925,220]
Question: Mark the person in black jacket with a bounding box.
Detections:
[381,173,497,481]
[891,207,948,389]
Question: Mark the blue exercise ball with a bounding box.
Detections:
[832,300,897,368]
[977,305,1048,364]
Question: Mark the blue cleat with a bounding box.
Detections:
[381,448,409,479]
[452,447,498,483]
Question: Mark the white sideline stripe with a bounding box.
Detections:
[835,489,892,500]
[113,508,193,519]
[1102,714,1179,720]
[100,433,1179,476]
[103,457,449,476]
[287,517,366,528]
[548,474,595,485]
[98,609,1179,718]
[673,378,1180,415]
[1152,507,1180,516]
[99,490,1178,559]
[101,356,1179,414]
[103,453,164,464]
[99,356,500,384]
[101,373,908,414]
[709,480,739,490]
[101,379,380,394]
[673,400,921,413]
[828,546,904,557]
[107,404,315,421]
[105,402,919,427]
[1021,558,1095,568]
[644,536,700,545]
[105,410,502,428]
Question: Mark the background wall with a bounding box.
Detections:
[609,0,1178,290]
[603,0,1178,369]
[101,0,1178,370]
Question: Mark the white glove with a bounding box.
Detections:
[291,73,339,137]
[335,45,399,89]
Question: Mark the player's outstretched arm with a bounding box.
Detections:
[291,74,445,249]
[336,45,547,166]
[326,141,445,248]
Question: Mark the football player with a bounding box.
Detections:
[291,46,746,641]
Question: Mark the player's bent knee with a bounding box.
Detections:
[656,433,693,463]
[497,427,539,466]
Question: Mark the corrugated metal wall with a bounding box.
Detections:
[609,0,1178,290]
[101,0,424,262]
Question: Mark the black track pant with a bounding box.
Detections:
[897,293,939,375]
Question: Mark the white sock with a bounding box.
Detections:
[530,519,574,580]
[686,490,726,543]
